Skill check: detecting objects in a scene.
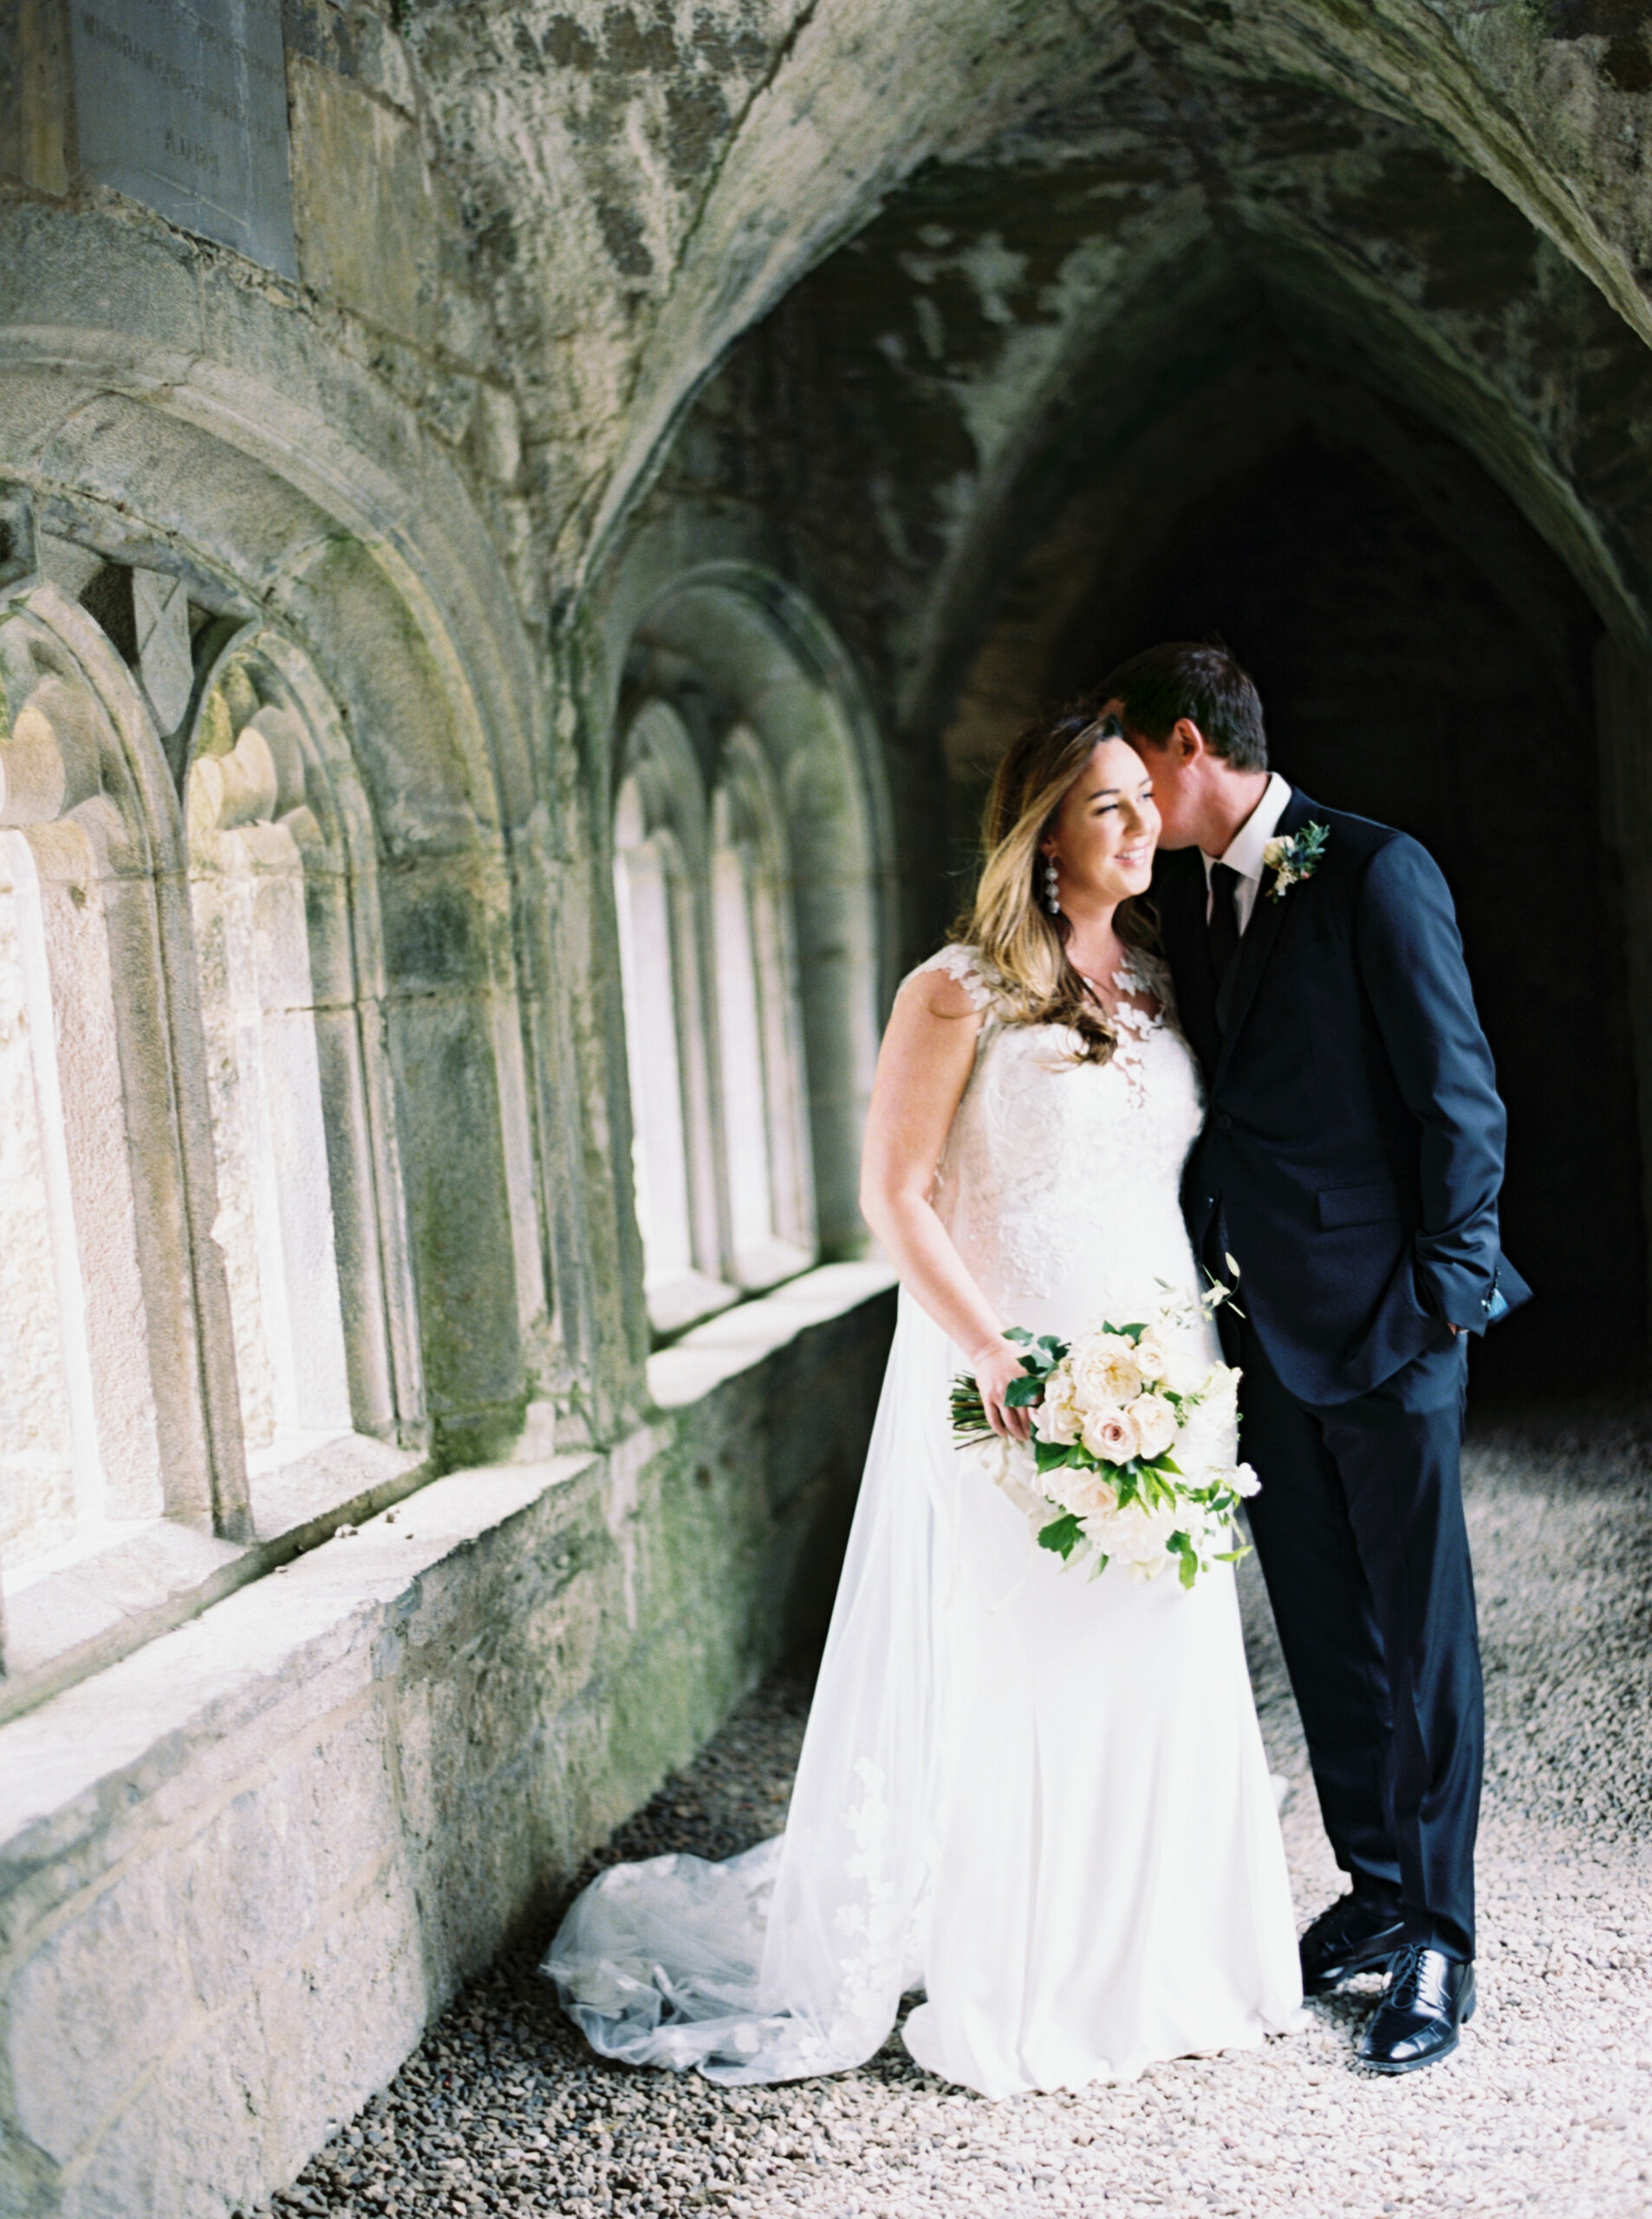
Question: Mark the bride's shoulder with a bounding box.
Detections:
[904,941,1007,1018]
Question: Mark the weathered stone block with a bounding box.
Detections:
[181,1773,322,2014]
[0,0,70,198]
[261,1859,427,2185]
[9,1855,196,2165]
[289,59,439,348]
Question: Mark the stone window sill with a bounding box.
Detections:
[0,1429,426,1726]
[647,1259,898,1408]
[0,1267,900,1726]
[645,1268,742,1341]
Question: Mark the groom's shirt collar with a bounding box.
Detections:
[1200,771,1293,935]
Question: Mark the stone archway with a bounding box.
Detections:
[632,26,1652,1385]
[615,566,895,1266]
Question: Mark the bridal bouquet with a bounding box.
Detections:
[951,1308,1259,1589]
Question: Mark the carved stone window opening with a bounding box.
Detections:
[0,589,250,1624]
[613,700,737,1339]
[185,640,422,1522]
[0,576,423,1706]
[711,726,816,1291]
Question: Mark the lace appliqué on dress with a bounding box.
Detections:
[926,944,1203,1313]
[914,941,1009,1018]
[1105,952,1171,1103]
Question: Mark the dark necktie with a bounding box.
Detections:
[1206,862,1243,998]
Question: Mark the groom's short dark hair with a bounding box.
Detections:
[1100,641,1268,772]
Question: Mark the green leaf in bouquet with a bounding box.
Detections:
[1003,1327,1035,1344]
[1033,1438,1076,1473]
[1177,1544,1199,1591]
[1154,1454,1183,1478]
[1005,1375,1044,1408]
[1037,1513,1084,1560]
[1214,1545,1252,1565]
[1088,1551,1111,1581]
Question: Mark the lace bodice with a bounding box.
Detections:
[919,942,1206,1326]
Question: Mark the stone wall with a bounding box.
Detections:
[4,3,1652,2211]
[0,1266,895,2219]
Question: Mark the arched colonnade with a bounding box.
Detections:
[0,260,894,1713]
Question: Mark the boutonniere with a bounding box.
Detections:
[1263,821,1330,900]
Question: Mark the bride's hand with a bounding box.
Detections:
[972,1337,1034,1441]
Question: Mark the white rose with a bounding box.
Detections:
[1197,1361,1242,1409]
[1067,1333,1143,1410]
[1126,1392,1179,1461]
[1132,1328,1172,1383]
[1081,1405,1139,1465]
[1222,1461,1261,1499]
[1095,1497,1179,1577]
[1152,1333,1215,1399]
[1262,836,1291,873]
[1050,1465,1116,1519]
[1032,1372,1082,1445]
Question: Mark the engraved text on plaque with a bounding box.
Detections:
[70,0,296,277]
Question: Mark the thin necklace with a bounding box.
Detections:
[1072,947,1125,1010]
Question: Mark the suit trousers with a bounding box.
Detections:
[1232,1309,1483,1962]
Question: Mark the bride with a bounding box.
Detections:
[544,707,1302,2097]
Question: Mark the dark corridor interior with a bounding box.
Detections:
[1041,425,1646,1399]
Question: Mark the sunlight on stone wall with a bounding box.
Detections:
[0,850,79,1564]
[188,671,353,1453]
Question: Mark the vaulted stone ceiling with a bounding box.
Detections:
[398,0,1652,642]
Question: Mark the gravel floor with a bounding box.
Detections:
[257,1402,1652,2219]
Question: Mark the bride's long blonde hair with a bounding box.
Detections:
[954,704,1160,1066]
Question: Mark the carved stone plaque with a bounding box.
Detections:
[69,0,296,277]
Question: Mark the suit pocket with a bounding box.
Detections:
[1317,1181,1401,1230]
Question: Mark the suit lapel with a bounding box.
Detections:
[1214,787,1316,1080]
[1153,849,1219,1076]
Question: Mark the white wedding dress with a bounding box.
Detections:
[544,945,1302,2097]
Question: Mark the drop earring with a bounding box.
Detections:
[1043,857,1061,916]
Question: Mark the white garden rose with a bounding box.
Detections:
[1067,1332,1143,1409]
[1081,1405,1139,1464]
[1153,1333,1216,1399]
[1213,1461,1260,1498]
[1131,1328,1173,1383]
[1050,1464,1117,1519]
[976,1435,1044,1521]
[1200,1362,1242,1409]
[1126,1391,1179,1461]
[1094,1497,1180,1578]
[1032,1370,1083,1446]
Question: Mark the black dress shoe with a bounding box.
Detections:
[1358,1943,1476,2073]
[1298,1893,1408,1996]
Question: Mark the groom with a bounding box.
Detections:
[1099,641,1527,2074]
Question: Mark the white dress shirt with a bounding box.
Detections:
[1200,771,1294,936]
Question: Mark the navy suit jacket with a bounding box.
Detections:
[1155,788,1530,1405]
